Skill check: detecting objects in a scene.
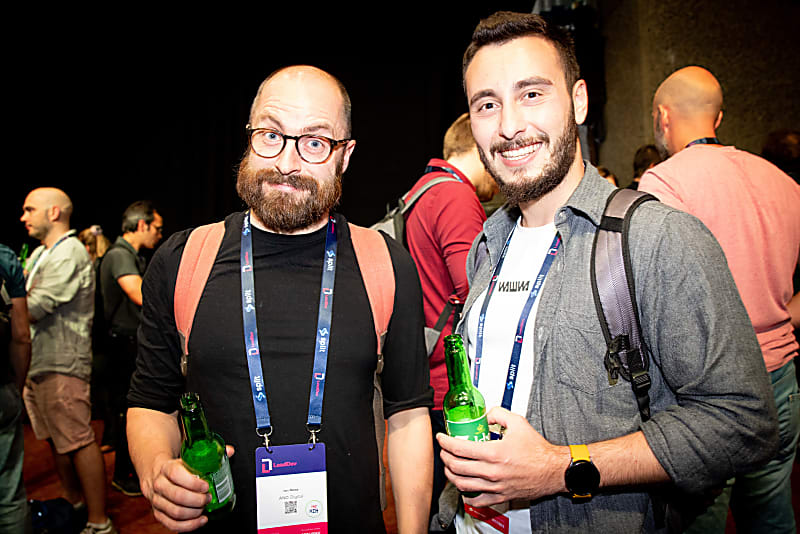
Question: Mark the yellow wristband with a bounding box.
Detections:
[569,444,591,463]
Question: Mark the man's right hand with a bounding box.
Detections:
[143,454,211,532]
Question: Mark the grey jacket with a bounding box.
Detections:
[450,164,778,532]
[26,233,94,382]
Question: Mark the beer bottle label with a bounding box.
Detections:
[210,454,234,503]
[446,415,491,442]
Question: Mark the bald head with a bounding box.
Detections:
[653,66,724,157]
[28,188,73,221]
[249,65,352,137]
[655,66,723,122]
[21,187,73,245]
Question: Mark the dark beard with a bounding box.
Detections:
[478,117,578,208]
[236,155,343,233]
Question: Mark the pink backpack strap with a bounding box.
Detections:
[348,223,395,355]
[174,221,226,376]
[348,222,396,511]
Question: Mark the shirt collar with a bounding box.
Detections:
[557,161,611,228]
[114,236,139,255]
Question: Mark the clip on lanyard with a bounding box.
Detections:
[685,137,721,148]
[472,226,561,410]
[241,213,338,451]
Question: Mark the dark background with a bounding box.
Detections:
[4,3,606,256]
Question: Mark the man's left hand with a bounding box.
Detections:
[436,407,570,507]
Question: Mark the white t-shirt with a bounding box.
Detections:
[456,219,557,534]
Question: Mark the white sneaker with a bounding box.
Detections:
[80,518,118,534]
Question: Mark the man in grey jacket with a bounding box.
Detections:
[435,11,778,533]
[21,188,116,534]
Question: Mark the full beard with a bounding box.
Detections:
[478,117,578,208]
[236,155,343,233]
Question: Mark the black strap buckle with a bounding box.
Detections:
[604,335,652,422]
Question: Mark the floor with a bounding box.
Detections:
[21,420,800,533]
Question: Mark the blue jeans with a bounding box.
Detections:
[0,382,30,534]
[686,359,800,534]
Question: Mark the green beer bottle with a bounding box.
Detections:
[18,243,28,271]
[443,334,490,497]
[179,392,236,518]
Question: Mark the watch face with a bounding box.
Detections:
[565,460,600,496]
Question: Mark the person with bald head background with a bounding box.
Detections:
[20,188,116,534]
[640,66,800,534]
[126,65,433,533]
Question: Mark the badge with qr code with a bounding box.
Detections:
[255,444,328,533]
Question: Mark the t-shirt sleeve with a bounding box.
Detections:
[0,244,26,298]
[128,232,190,413]
[379,235,434,418]
[429,183,487,300]
[106,247,141,280]
[638,168,689,212]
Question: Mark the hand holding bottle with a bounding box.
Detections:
[437,406,570,508]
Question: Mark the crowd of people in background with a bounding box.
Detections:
[1,9,799,534]
[1,194,163,534]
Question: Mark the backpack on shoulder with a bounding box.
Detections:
[592,188,714,532]
[371,172,460,244]
[590,187,656,423]
[173,219,397,510]
[371,165,463,355]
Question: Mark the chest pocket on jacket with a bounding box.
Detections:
[553,308,635,409]
[546,309,644,444]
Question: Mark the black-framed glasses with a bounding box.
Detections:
[246,125,351,164]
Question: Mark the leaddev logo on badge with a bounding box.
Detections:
[261,457,300,474]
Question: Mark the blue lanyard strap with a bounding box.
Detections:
[308,218,338,431]
[685,137,720,148]
[473,228,561,410]
[240,214,338,449]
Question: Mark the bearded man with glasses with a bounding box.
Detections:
[126,65,433,534]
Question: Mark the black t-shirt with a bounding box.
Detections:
[100,237,145,335]
[129,212,433,533]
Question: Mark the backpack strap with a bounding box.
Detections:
[348,223,395,355]
[174,221,226,376]
[590,188,657,423]
[348,222,396,511]
[399,175,461,214]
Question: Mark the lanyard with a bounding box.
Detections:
[685,137,720,148]
[241,213,338,449]
[472,226,561,411]
[26,230,75,291]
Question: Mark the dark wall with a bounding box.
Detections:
[4,4,535,255]
[599,0,800,185]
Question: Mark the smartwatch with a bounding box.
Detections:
[564,444,600,501]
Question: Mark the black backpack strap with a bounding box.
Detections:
[432,295,464,334]
[590,188,657,423]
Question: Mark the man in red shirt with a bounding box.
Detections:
[404,112,498,532]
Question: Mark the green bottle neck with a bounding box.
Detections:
[182,410,211,447]
[180,394,211,447]
[444,336,472,389]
